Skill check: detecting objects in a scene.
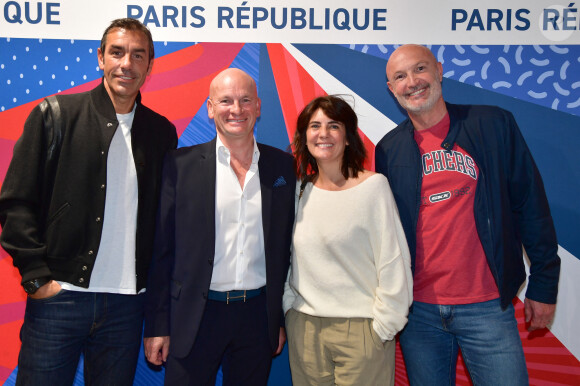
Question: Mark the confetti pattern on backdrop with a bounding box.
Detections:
[343,44,580,116]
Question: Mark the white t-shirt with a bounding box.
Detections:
[60,105,138,294]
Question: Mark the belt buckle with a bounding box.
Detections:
[226,290,246,304]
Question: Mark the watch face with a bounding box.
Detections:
[23,281,39,294]
[23,278,48,294]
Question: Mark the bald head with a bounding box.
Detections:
[386,44,438,83]
[209,68,257,99]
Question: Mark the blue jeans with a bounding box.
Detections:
[399,299,528,386]
[16,289,145,386]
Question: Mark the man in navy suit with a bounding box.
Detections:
[144,68,296,385]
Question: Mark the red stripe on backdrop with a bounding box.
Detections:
[0,302,25,328]
[0,100,43,142]
[148,44,205,76]
[0,319,23,380]
[358,129,375,172]
[0,78,100,142]
[0,250,24,305]
[0,250,26,380]
[266,44,376,171]
[0,139,16,190]
[515,299,580,385]
[141,43,244,136]
[266,43,325,144]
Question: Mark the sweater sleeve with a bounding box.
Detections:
[282,181,303,315]
[282,268,296,315]
[371,177,413,341]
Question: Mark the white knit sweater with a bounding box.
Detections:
[283,174,413,341]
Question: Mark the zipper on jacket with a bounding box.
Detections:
[463,146,500,289]
[412,138,422,269]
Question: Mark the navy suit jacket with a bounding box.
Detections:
[144,138,296,358]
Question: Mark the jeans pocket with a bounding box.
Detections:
[27,288,68,303]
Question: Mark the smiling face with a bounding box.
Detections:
[207,69,261,144]
[386,45,444,116]
[306,108,348,168]
[98,28,153,113]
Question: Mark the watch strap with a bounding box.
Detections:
[23,277,51,294]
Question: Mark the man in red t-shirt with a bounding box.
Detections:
[375,45,560,386]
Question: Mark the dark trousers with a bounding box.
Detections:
[164,292,272,386]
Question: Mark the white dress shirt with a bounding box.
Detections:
[211,136,266,291]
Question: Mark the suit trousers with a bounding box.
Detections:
[164,292,272,386]
[286,309,395,386]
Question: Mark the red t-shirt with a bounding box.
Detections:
[413,113,499,304]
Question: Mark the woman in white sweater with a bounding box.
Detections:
[283,95,413,385]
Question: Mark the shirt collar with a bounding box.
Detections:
[216,135,260,165]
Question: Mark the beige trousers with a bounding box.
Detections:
[286,309,395,385]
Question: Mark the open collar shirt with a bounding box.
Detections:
[211,135,266,291]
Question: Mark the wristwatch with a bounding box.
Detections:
[22,277,51,295]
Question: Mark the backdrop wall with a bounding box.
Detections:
[1,1,579,385]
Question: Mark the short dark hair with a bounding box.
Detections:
[292,95,366,180]
[100,18,154,62]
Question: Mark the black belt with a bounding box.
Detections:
[207,287,265,304]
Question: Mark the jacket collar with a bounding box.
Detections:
[403,102,465,151]
[442,102,465,149]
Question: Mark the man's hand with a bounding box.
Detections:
[274,327,286,356]
[144,336,170,365]
[28,280,61,300]
[524,298,556,332]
